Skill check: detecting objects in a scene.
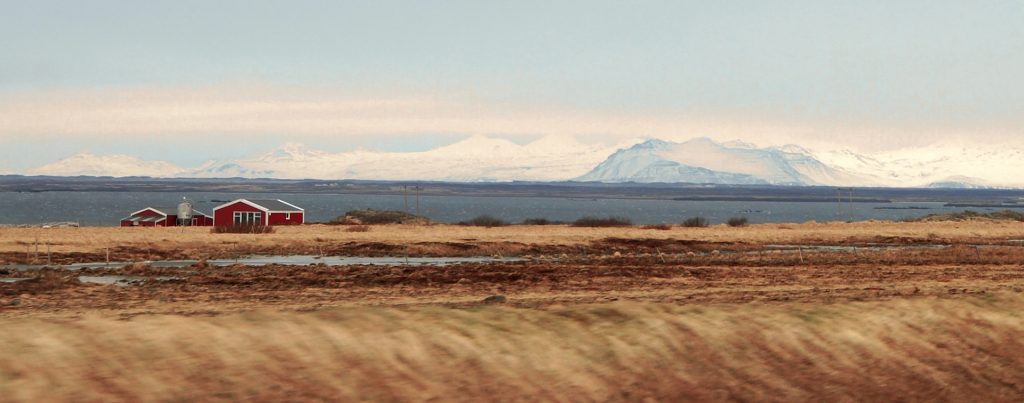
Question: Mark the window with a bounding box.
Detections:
[233,211,262,225]
[285,212,291,220]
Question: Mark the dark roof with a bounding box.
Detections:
[130,207,209,218]
[246,199,304,212]
[123,215,164,223]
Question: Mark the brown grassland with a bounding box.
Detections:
[1,220,1022,264]
[1,220,1023,401]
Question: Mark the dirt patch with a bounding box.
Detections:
[591,237,744,253]
[0,271,81,296]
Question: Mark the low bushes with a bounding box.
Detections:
[334,209,431,225]
[459,215,509,227]
[211,225,275,234]
[522,218,561,225]
[571,216,633,227]
[681,217,709,228]
[727,217,749,227]
[641,224,672,230]
[912,210,1024,222]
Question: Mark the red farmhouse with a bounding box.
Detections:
[120,207,214,227]
[212,199,305,227]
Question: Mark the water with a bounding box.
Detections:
[77,275,180,286]
[3,255,523,271]
[0,191,999,226]
[0,278,30,283]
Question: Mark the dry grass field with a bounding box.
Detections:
[2,297,1024,402]
[1,220,1022,264]
[1,220,1024,401]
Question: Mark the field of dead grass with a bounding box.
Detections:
[1,220,1022,264]
[2,296,1024,402]
[4,243,1024,319]
[2,220,1023,401]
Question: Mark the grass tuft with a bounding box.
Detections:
[344,225,371,233]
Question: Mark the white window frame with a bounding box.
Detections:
[233,211,262,225]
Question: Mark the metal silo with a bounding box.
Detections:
[177,197,194,226]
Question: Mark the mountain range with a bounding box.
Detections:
[25,136,1024,188]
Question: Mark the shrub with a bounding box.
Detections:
[345,225,371,232]
[681,217,709,228]
[912,210,1024,222]
[522,218,559,225]
[460,215,509,227]
[211,225,275,234]
[334,209,431,225]
[641,224,672,230]
[727,217,749,227]
[571,216,633,227]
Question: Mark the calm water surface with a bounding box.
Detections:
[0,191,994,226]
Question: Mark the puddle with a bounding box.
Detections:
[0,278,31,283]
[77,275,180,286]
[3,255,522,271]
[763,244,950,252]
[211,255,520,267]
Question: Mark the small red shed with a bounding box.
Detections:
[212,199,305,227]
[120,207,214,227]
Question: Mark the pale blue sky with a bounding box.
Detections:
[1,1,1023,170]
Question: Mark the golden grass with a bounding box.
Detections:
[1,220,1022,259]
[3,296,1024,401]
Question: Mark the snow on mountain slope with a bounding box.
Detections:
[812,143,1024,188]
[186,135,629,181]
[576,138,869,185]
[22,136,1024,187]
[28,153,185,177]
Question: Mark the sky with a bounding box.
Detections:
[1,0,1023,171]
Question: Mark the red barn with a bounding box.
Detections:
[212,199,305,227]
[120,207,214,227]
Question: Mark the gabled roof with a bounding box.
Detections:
[212,199,304,212]
[153,207,210,217]
[122,215,166,223]
[126,207,210,219]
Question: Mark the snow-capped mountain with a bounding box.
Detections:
[576,138,871,186]
[187,135,629,181]
[811,143,1024,188]
[28,153,185,177]
[21,136,1024,188]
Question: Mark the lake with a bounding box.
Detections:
[0,191,994,226]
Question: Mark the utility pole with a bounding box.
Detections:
[848,188,855,222]
[836,187,856,221]
[414,186,422,215]
[403,185,409,212]
[836,188,843,218]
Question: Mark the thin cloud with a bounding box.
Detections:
[0,83,1017,153]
